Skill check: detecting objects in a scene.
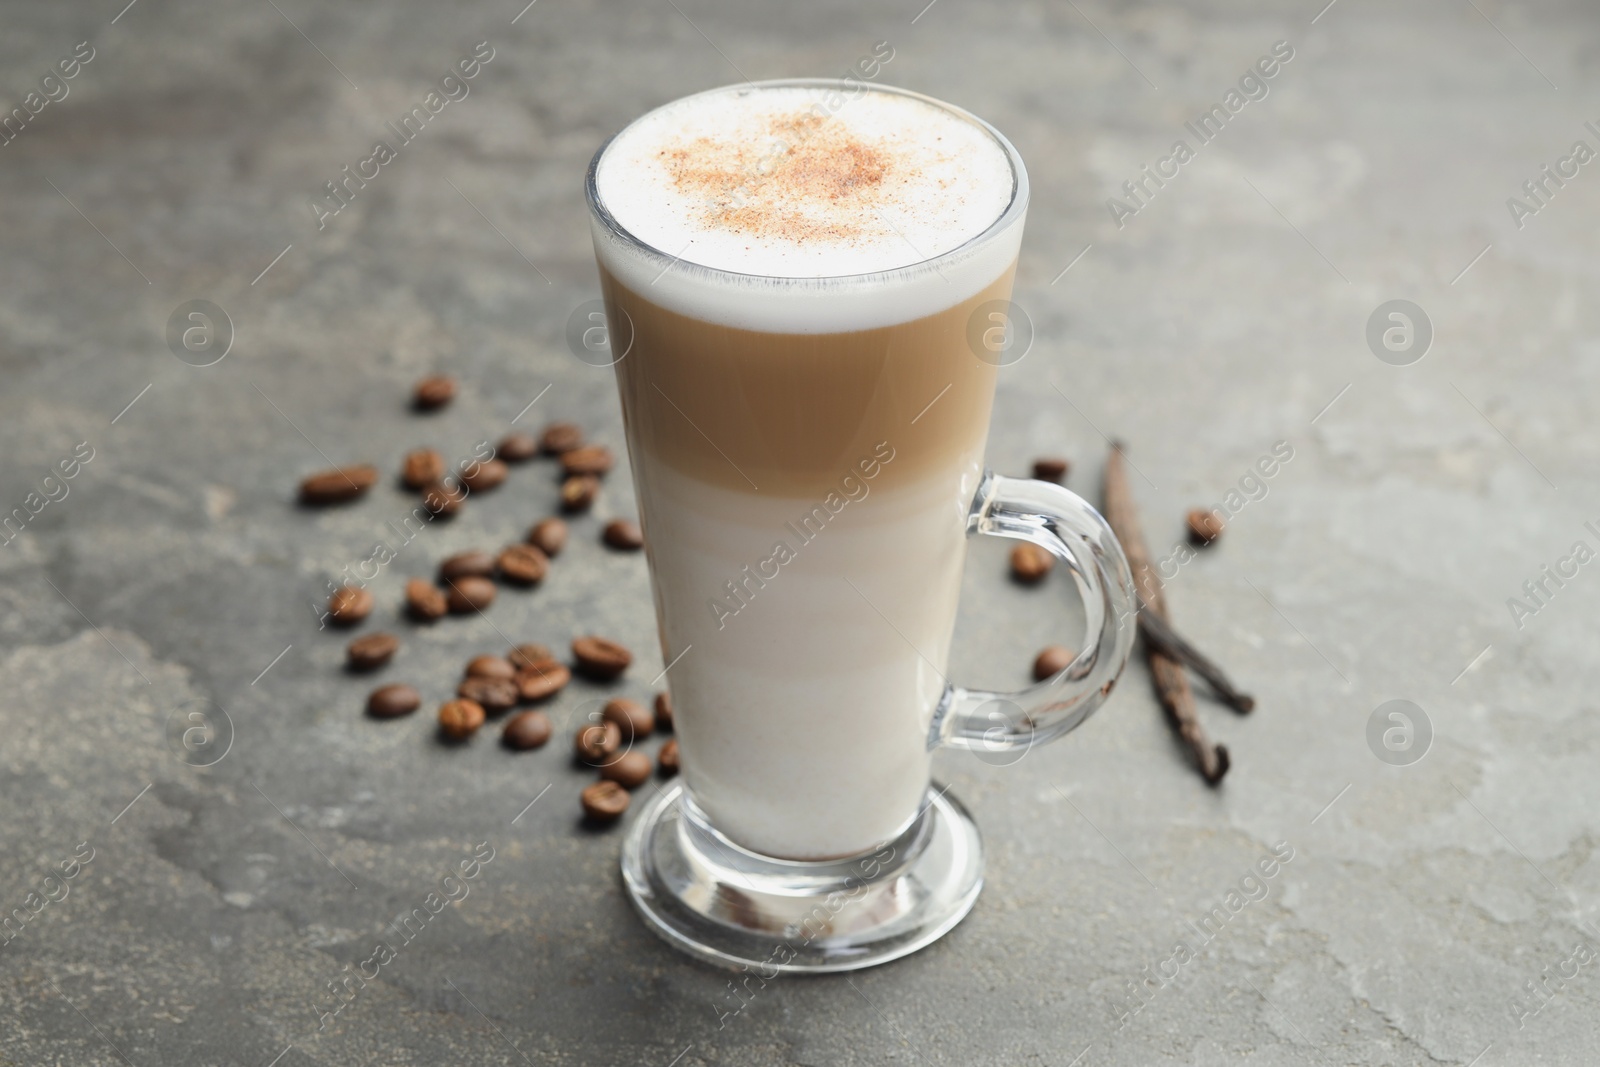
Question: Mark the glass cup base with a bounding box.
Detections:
[620,780,984,973]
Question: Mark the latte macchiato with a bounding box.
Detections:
[590,83,1023,859]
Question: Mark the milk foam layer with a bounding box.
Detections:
[590,82,1025,332]
[597,85,1012,276]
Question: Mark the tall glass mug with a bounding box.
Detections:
[585,79,1135,971]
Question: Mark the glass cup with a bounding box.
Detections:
[585,79,1136,972]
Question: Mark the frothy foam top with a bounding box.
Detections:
[594,85,1015,279]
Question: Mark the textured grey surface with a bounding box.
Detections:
[2,0,1599,1064]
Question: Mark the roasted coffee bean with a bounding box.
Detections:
[496,432,539,463]
[1032,457,1070,483]
[457,676,519,714]
[299,464,379,505]
[405,578,448,621]
[1186,508,1225,546]
[438,698,486,740]
[602,519,643,551]
[446,576,496,614]
[600,750,652,790]
[508,643,555,670]
[1009,543,1053,584]
[465,654,516,680]
[1033,645,1076,681]
[347,632,399,671]
[367,683,421,719]
[560,474,599,512]
[540,421,583,455]
[574,720,622,765]
[581,780,630,822]
[502,709,552,750]
[414,375,456,410]
[653,691,673,733]
[497,544,549,585]
[560,445,614,477]
[515,661,570,702]
[421,481,464,518]
[527,517,568,557]
[602,698,652,741]
[402,449,446,490]
[572,635,632,680]
[328,585,374,626]
[461,458,508,493]
[439,550,495,581]
[658,738,680,777]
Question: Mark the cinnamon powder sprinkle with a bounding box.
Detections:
[659,111,900,243]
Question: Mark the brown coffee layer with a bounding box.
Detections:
[601,266,1014,498]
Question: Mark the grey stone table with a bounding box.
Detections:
[2,1,1597,1063]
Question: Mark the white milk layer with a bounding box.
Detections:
[636,459,983,859]
[590,82,1024,332]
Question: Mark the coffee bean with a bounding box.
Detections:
[602,519,643,551]
[446,576,496,614]
[1032,457,1070,483]
[561,445,614,477]
[497,544,549,585]
[1186,508,1225,546]
[572,635,632,680]
[574,720,622,765]
[527,517,568,556]
[405,578,448,621]
[402,449,446,490]
[658,738,679,777]
[414,375,456,410]
[600,750,651,790]
[653,691,673,733]
[421,482,464,518]
[602,698,652,741]
[367,683,421,719]
[327,585,373,626]
[299,464,379,505]
[1033,645,1076,681]
[439,550,495,581]
[461,458,508,493]
[515,661,570,702]
[1010,542,1053,584]
[457,676,519,715]
[465,654,515,680]
[346,632,398,671]
[580,780,630,822]
[560,474,599,512]
[502,709,552,750]
[540,421,583,455]
[508,643,555,670]
[496,432,539,463]
[438,698,486,740]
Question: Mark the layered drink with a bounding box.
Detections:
[588,82,1026,859]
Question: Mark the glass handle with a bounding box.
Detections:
[929,470,1137,754]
